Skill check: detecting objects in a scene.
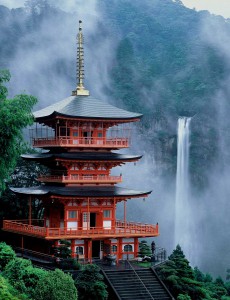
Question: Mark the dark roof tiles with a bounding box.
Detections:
[34,96,142,120]
[10,186,151,198]
[21,152,142,161]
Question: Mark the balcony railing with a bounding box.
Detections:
[33,137,129,148]
[37,174,122,184]
[3,219,159,239]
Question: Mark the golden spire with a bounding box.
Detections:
[72,20,89,96]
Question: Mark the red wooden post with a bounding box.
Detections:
[124,200,127,230]
[28,195,32,226]
[88,239,92,262]
[134,237,139,258]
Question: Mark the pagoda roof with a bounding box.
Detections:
[21,152,142,162]
[34,96,142,121]
[10,186,151,199]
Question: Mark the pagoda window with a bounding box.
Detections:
[82,163,95,170]
[76,246,84,255]
[71,165,79,170]
[97,123,103,130]
[67,221,77,229]
[98,165,106,170]
[83,212,89,222]
[124,244,133,252]
[103,210,111,218]
[60,127,70,137]
[111,245,117,253]
[73,131,78,137]
[68,210,78,219]
[98,132,103,138]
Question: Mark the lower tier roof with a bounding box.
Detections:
[10,185,151,199]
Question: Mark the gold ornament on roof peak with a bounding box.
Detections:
[72,20,90,96]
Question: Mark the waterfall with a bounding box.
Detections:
[175,117,192,257]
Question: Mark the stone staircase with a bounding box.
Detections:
[102,267,174,300]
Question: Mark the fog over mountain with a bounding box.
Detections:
[1,0,230,277]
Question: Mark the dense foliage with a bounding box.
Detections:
[3,257,47,298]
[0,275,29,300]
[99,0,229,188]
[156,245,230,300]
[138,240,152,257]
[0,242,16,270]
[34,269,78,300]
[0,70,37,193]
[75,264,108,300]
[0,157,46,224]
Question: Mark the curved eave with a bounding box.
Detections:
[10,186,152,198]
[21,153,142,163]
[35,111,142,123]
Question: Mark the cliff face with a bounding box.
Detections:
[100,0,229,189]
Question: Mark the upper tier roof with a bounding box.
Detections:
[34,96,142,121]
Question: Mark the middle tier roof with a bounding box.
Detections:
[10,185,151,200]
[21,152,142,162]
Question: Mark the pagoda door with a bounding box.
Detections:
[50,207,61,228]
[82,131,93,144]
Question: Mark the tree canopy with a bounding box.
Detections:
[156,245,230,300]
[0,70,37,193]
[34,269,78,300]
[75,264,108,300]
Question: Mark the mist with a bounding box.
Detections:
[2,0,230,278]
[5,0,116,108]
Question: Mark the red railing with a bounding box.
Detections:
[33,137,129,148]
[3,220,159,238]
[37,174,122,184]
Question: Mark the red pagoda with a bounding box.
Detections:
[3,21,159,262]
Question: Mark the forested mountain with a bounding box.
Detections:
[1,0,230,276]
[1,0,228,187]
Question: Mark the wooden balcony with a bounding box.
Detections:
[37,174,122,184]
[33,137,129,149]
[3,219,159,240]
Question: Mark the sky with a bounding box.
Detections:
[181,0,230,18]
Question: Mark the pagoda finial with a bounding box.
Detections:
[72,20,90,96]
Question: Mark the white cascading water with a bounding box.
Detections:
[175,117,192,258]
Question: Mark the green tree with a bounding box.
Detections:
[4,258,47,297]
[34,269,77,300]
[156,245,207,299]
[0,242,16,270]
[75,264,108,300]
[156,245,230,300]
[0,275,29,300]
[138,240,152,257]
[0,157,46,223]
[177,294,191,300]
[0,69,37,193]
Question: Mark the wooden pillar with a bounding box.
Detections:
[134,237,139,258]
[28,195,32,225]
[64,205,67,229]
[117,237,122,260]
[124,200,126,228]
[88,239,92,262]
[113,197,116,228]
[87,197,90,231]
[71,240,75,258]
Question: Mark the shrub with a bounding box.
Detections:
[34,269,77,300]
[0,242,16,270]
